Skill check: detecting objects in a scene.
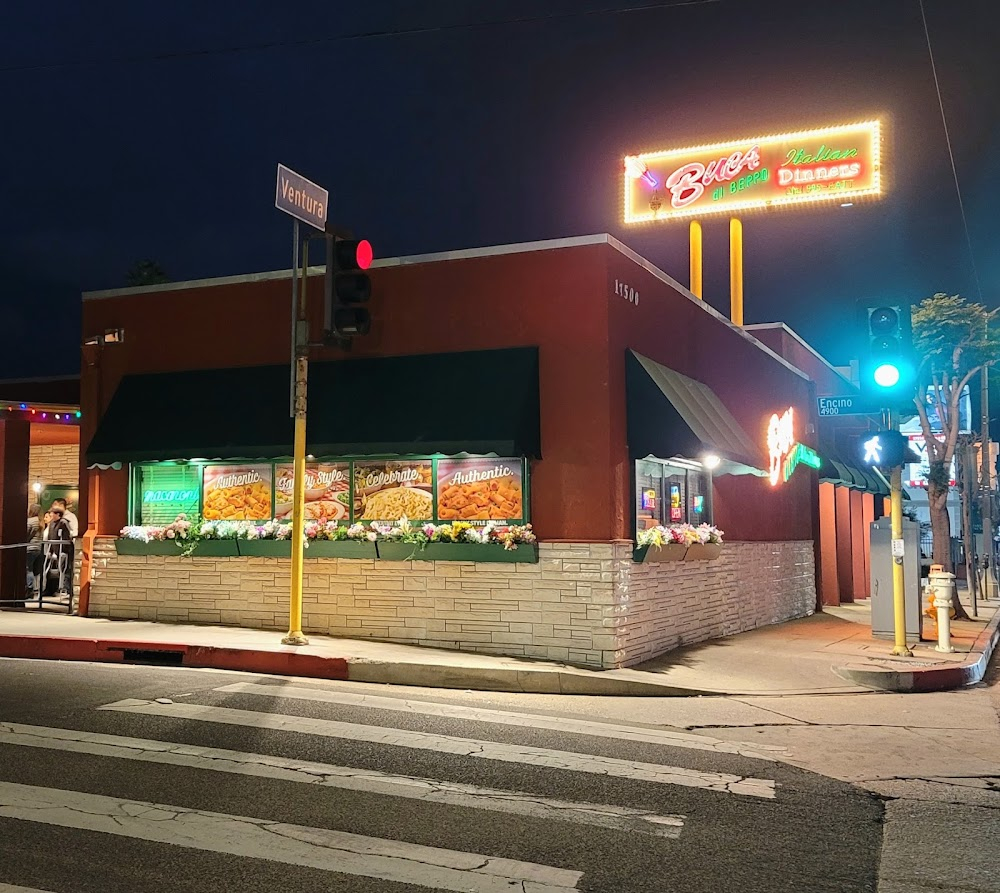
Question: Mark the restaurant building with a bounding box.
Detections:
[79,234,820,669]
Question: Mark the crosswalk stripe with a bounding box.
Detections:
[214,681,782,759]
[0,885,58,893]
[99,699,776,798]
[0,782,583,893]
[0,722,684,838]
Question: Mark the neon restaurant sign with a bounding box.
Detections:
[623,120,882,223]
[767,407,821,487]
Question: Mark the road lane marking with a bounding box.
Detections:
[0,723,684,838]
[0,782,583,893]
[98,700,776,798]
[213,681,783,759]
[0,886,59,893]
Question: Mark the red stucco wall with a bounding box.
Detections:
[82,239,816,544]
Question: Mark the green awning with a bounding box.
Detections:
[626,350,767,474]
[86,347,541,465]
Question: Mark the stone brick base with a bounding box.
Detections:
[88,538,815,669]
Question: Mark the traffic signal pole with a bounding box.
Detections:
[283,235,309,647]
[888,410,912,657]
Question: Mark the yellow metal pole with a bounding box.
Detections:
[689,220,703,299]
[729,217,743,326]
[889,410,911,657]
[283,239,309,647]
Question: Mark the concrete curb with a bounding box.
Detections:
[0,633,716,696]
[0,634,349,680]
[345,659,720,696]
[833,607,1000,693]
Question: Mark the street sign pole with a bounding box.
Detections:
[289,220,299,419]
[283,235,310,647]
[888,409,912,657]
[276,164,329,648]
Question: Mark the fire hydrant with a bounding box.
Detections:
[928,570,957,653]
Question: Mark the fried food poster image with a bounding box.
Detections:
[354,461,433,521]
[436,459,524,522]
[274,463,351,524]
[202,464,273,521]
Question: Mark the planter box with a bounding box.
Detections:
[237,540,291,558]
[307,540,378,559]
[188,540,240,557]
[114,539,181,556]
[685,543,723,561]
[377,542,539,563]
[633,543,688,563]
[375,542,424,562]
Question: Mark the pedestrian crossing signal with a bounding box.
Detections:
[858,429,909,468]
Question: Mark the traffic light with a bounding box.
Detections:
[858,429,920,469]
[858,301,915,405]
[324,235,373,340]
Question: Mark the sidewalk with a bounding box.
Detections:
[1,590,998,696]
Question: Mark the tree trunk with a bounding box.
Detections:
[927,480,953,571]
[957,444,977,620]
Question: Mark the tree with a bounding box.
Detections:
[125,260,170,287]
[911,294,999,618]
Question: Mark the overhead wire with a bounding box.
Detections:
[0,0,721,74]
[918,0,984,304]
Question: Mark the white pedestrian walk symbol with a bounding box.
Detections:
[864,435,882,464]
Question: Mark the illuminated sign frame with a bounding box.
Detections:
[624,120,882,223]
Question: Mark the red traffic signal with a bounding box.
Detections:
[325,235,374,340]
[333,238,373,271]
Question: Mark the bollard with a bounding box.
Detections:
[929,570,956,653]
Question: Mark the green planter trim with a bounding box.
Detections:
[237,540,291,558]
[188,540,240,557]
[114,539,182,556]
[377,541,538,563]
[306,540,378,559]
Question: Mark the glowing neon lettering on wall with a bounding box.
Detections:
[664,146,761,210]
[767,407,796,487]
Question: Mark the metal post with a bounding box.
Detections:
[282,237,309,647]
[729,217,743,326]
[689,220,703,299]
[981,363,995,601]
[289,220,299,419]
[889,410,912,656]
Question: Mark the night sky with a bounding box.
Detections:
[2,0,997,380]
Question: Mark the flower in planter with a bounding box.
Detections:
[636,524,724,548]
[119,525,153,543]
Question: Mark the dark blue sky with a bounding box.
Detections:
[2,0,997,378]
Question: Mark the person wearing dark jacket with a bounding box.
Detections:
[42,507,74,598]
[24,504,44,604]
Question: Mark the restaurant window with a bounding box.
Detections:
[634,458,712,534]
[131,457,529,527]
[136,463,202,526]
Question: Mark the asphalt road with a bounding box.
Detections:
[0,659,883,892]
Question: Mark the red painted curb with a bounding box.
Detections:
[0,634,349,681]
[834,607,1000,693]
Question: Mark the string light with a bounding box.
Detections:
[0,403,81,420]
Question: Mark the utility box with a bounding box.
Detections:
[869,518,923,642]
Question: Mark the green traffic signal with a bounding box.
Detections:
[873,363,901,388]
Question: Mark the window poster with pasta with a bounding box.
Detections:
[436,458,525,523]
[274,462,351,524]
[202,464,273,521]
[354,460,434,521]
